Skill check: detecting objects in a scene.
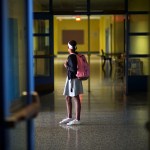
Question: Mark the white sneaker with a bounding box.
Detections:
[59,118,72,124]
[67,119,81,126]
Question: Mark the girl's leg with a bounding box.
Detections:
[66,96,72,118]
[74,95,81,120]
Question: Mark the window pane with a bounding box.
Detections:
[33,0,49,12]
[128,58,149,76]
[130,15,149,33]
[55,15,88,53]
[34,36,49,55]
[130,36,149,54]
[8,0,27,101]
[128,0,149,11]
[53,0,87,13]
[91,0,125,12]
[34,20,49,34]
[8,0,27,149]
[90,16,100,52]
[34,58,50,76]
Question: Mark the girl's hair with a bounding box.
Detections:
[68,40,77,52]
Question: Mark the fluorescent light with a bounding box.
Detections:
[76,16,81,21]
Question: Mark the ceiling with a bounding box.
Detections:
[34,0,125,13]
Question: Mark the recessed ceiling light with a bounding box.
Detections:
[76,16,81,21]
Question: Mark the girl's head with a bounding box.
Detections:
[68,40,77,53]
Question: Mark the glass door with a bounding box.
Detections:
[33,0,54,94]
[126,0,150,94]
[33,17,54,94]
[0,0,39,149]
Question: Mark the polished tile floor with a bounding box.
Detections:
[35,55,150,150]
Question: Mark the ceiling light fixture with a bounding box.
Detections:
[76,16,81,21]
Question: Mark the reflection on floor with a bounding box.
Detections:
[35,54,149,150]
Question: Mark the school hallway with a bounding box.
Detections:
[35,55,149,150]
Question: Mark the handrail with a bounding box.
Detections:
[5,92,40,128]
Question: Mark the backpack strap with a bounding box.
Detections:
[70,79,73,92]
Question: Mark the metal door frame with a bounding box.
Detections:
[0,0,35,150]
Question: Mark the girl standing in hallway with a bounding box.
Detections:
[59,40,83,126]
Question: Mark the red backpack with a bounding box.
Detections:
[76,54,90,80]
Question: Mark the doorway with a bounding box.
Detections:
[53,15,125,88]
